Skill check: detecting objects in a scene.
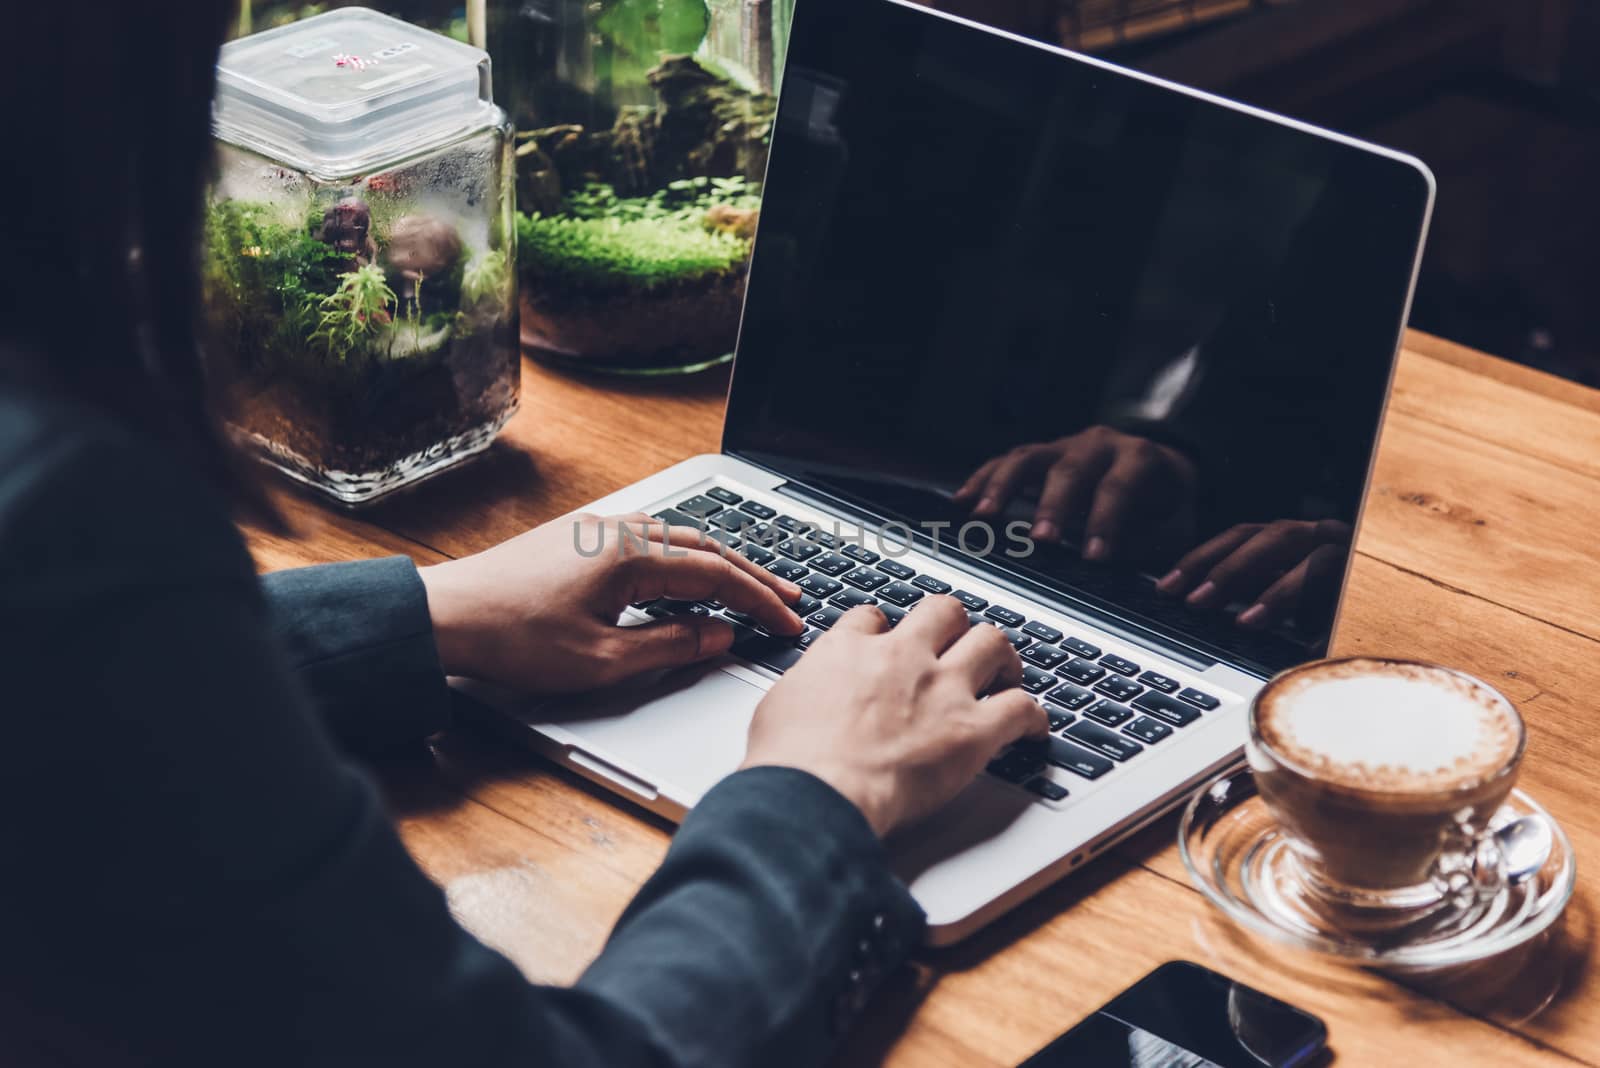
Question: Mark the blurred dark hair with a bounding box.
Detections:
[1,4,275,520]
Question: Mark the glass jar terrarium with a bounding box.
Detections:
[206,8,519,505]
[491,0,793,374]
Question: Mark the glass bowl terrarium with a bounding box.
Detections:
[492,0,791,374]
[205,8,519,505]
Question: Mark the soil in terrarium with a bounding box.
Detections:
[513,51,778,370]
[202,195,519,479]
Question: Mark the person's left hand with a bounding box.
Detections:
[418,512,805,694]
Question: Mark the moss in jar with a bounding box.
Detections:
[515,175,762,367]
[201,196,517,484]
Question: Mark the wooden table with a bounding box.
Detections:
[243,329,1599,1065]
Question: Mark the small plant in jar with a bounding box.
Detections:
[204,8,518,505]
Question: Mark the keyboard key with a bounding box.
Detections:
[766,559,810,583]
[1000,627,1032,650]
[876,581,924,607]
[796,629,821,649]
[797,574,842,599]
[1025,776,1070,802]
[1042,703,1076,731]
[774,515,812,533]
[1020,666,1057,694]
[1131,690,1202,726]
[1094,675,1144,703]
[1062,636,1102,659]
[706,529,741,550]
[952,590,989,611]
[1083,699,1134,727]
[1100,654,1141,677]
[653,507,707,531]
[806,529,840,549]
[726,621,762,646]
[987,750,1042,784]
[1022,621,1063,644]
[879,604,907,627]
[807,606,845,630]
[1179,687,1222,711]
[1021,644,1069,670]
[840,544,881,564]
[723,609,765,630]
[736,634,804,674]
[912,575,953,595]
[778,539,823,562]
[842,567,890,592]
[661,600,711,617]
[1047,683,1095,710]
[1138,671,1180,694]
[1059,658,1107,684]
[675,495,725,519]
[1123,716,1174,745]
[710,510,759,532]
[1065,720,1144,762]
[744,523,783,548]
[876,559,916,580]
[740,543,776,566]
[984,605,1026,628]
[808,552,856,577]
[739,500,777,520]
[831,588,880,610]
[705,486,742,505]
[1046,738,1115,780]
[793,594,822,617]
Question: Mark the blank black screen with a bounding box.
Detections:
[725,0,1431,674]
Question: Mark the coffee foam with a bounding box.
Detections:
[1256,660,1521,793]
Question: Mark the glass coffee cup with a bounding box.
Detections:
[1246,658,1525,915]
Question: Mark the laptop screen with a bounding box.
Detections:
[724,0,1432,676]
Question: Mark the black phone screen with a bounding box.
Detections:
[1019,961,1327,1067]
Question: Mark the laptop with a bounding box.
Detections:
[463,0,1434,944]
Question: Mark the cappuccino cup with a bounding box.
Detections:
[1247,658,1524,909]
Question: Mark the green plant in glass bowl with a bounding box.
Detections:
[516,172,765,373]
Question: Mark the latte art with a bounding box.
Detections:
[1255,660,1522,793]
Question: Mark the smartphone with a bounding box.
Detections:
[1018,960,1327,1067]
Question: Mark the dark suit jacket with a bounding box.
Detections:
[0,376,924,1066]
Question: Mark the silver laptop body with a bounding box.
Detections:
[463,0,1434,944]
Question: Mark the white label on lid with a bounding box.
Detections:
[358,63,435,92]
[285,36,338,60]
[372,41,420,61]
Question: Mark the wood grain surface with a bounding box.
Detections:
[242,330,1598,1066]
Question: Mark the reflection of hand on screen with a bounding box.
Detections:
[1157,518,1352,630]
[952,425,1197,562]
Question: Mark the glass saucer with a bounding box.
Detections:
[1179,768,1575,970]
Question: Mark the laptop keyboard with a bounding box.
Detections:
[635,487,1225,808]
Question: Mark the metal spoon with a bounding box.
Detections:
[1495,815,1554,886]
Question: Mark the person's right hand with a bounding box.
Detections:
[742,596,1048,837]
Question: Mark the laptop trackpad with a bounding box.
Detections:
[547,664,765,803]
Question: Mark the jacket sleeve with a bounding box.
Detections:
[0,412,924,1068]
[260,557,454,751]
